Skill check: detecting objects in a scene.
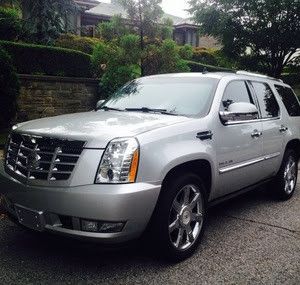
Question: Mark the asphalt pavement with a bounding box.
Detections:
[0,177,299,284]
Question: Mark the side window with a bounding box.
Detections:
[275,85,300,116]
[221,80,254,111]
[252,82,279,118]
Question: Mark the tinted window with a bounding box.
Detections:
[102,77,219,116]
[221,80,253,111]
[252,82,279,118]
[275,85,300,116]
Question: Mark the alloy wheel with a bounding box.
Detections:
[168,184,204,250]
[284,156,297,195]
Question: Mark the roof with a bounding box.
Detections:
[74,0,99,10]
[162,13,186,26]
[86,1,128,18]
[86,1,197,26]
[141,71,284,83]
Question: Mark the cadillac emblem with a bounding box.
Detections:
[27,151,41,171]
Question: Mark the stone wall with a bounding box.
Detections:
[17,74,100,122]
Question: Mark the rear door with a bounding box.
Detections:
[249,81,284,178]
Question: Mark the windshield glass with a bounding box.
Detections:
[101,77,219,116]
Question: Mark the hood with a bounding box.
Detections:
[14,110,190,148]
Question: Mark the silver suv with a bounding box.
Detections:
[1,71,299,261]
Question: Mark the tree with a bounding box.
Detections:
[21,0,77,44]
[0,6,22,40]
[92,34,141,96]
[97,15,130,42]
[189,0,300,77]
[0,0,20,8]
[159,17,174,40]
[118,0,164,75]
[143,40,190,75]
[119,0,163,46]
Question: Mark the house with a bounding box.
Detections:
[72,0,220,48]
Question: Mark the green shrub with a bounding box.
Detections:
[55,34,103,54]
[159,40,190,73]
[192,47,218,65]
[143,39,190,75]
[213,50,241,70]
[186,60,234,72]
[97,15,130,42]
[119,34,141,64]
[143,44,161,75]
[101,64,140,97]
[159,18,174,40]
[0,40,93,77]
[0,7,22,40]
[178,44,193,60]
[91,41,120,77]
[0,47,19,129]
[92,38,140,96]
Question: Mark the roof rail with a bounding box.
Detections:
[236,70,283,82]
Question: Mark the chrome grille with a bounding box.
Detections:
[5,133,85,182]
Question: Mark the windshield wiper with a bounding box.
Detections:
[160,111,181,116]
[97,106,124,112]
[125,107,168,113]
[125,107,180,116]
[125,107,167,113]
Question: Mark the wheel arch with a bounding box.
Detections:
[161,159,213,200]
[285,139,300,158]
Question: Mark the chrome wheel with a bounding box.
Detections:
[168,184,203,250]
[284,156,297,195]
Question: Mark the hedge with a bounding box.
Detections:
[0,47,19,129]
[55,34,103,54]
[186,60,234,73]
[0,41,93,78]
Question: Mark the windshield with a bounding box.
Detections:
[100,76,219,116]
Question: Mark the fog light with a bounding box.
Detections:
[99,222,125,233]
[81,220,98,232]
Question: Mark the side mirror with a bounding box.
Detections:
[219,102,259,124]
[96,99,105,109]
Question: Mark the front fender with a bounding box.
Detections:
[136,133,217,193]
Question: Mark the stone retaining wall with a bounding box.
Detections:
[17,74,100,122]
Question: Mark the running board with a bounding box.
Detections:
[208,178,273,208]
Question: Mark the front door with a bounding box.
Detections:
[214,80,264,198]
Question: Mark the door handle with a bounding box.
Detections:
[279,125,288,133]
[251,130,262,138]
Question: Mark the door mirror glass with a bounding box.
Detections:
[219,102,259,124]
[96,100,105,109]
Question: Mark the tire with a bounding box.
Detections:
[273,149,298,200]
[148,173,207,262]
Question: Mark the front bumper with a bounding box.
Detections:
[0,164,161,243]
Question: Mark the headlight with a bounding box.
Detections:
[95,137,139,184]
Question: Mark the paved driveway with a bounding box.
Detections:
[0,179,299,284]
